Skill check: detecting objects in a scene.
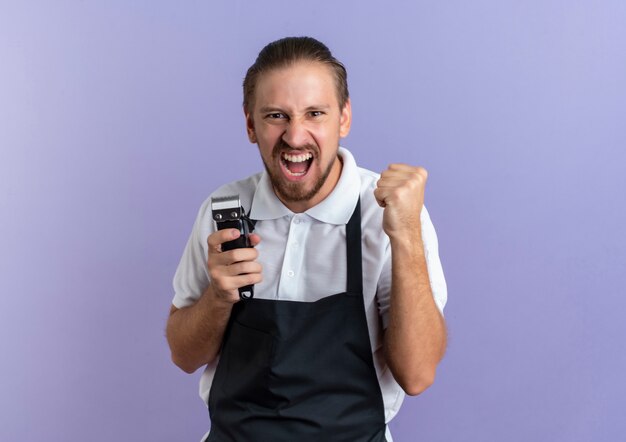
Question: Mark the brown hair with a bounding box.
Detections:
[243,36,349,112]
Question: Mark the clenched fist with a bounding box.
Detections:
[374,164,428,239]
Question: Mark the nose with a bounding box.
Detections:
[282,120,311,149]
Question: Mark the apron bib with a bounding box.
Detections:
[206,199,386,442]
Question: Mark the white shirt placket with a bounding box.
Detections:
[277,214,309,300]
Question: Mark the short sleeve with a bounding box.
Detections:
[376,205,447,328]
[172,198,214,309]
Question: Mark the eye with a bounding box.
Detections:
[266,112,287,120]
[309,110,324,117]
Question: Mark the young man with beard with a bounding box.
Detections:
[166,37,448,442]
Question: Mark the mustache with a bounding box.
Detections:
[272,139,319,158]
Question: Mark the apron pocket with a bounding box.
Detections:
[218,320,274,404]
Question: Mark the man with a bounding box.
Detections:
[166,36,447,442]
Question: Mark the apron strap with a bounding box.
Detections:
[345,197,363,294]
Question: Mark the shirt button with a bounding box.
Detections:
[293,218,301,224]
[287,270,295,277]
[292,241,299,248]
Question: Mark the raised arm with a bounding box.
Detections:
[374,164,447,396]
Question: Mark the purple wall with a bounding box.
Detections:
[2,1,625,441]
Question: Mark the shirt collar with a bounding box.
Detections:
[249,171,292,220]
[249,147,361,225]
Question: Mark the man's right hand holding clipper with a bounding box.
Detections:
[165,229,262,373]
[207,228,263,303]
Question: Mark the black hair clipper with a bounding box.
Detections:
[211,195,256,299]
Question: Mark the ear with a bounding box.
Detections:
[244,107,257,143]
[339,98,352,138]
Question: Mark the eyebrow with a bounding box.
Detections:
[259,106,285,114]
[305,105,331,112]
[258,105,331,114]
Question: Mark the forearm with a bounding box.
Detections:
[384,231,447,395]
[166,285,233,374]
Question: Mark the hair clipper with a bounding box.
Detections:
[211,195,256,299]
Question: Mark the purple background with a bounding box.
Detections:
[2,1,625,441]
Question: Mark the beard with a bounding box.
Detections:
[261,139,337,203]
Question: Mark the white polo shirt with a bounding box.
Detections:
[172,147,447,440]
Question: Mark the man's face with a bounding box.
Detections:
[245,61,351,212]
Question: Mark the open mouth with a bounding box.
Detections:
[280,151,313,178]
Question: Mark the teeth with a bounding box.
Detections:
[284,168,306,177]
[282,152,312,163]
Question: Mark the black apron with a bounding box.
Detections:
[206,199,387,442]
